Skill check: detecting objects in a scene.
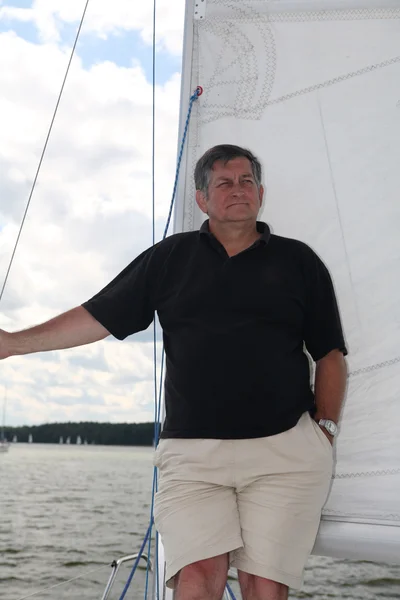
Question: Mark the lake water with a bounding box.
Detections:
[1,444,400,600]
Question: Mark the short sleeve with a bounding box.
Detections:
[303,250,348,361]
[82,246,157,340]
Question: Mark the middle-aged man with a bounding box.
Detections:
[0,145,347,600]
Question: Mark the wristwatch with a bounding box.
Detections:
[318,419,338,436]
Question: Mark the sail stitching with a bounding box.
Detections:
[195,2,276,124]
[333,468,400,479]
[348,355,400,378]
[208,1,400,22]
[267,55,400,107]
[259,9,400,22]
[323,508,400,521]
[197,6,400,123]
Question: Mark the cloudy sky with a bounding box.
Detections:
[0,0,185,426]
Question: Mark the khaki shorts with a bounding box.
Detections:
[153,412,333,590]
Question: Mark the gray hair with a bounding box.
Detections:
[194,144,262,195]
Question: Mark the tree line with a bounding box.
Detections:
[3,421,155,446]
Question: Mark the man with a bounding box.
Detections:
[0,145,347,600]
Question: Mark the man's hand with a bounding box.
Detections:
[319,424,334,446]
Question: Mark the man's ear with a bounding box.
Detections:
[196,189,208,214]
[259,184,264,209]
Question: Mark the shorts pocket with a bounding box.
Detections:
[310,417,333,454]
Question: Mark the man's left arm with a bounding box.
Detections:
[314,349,348,444]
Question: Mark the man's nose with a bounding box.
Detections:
[231,182,245,196]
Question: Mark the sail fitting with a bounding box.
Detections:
[194,0,206,20]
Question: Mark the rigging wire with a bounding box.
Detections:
[148,1,159,598]
[0,0,91,306]
[15,563,110,600]
[151,1,157,248]
[151,0,158,412]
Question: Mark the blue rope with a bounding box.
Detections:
[142,85,200,598]
[118,86,201,600]
[118,523,152,600]
[151,349,165,599]
[143,474,157,600]
[143,87,200,598]
[154,528,160,600]
[155,350,165,443]
[163,87,202,239]
[226,582,238,600]
[144,84,202,600]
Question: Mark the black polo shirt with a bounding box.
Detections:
[82,221,347,439]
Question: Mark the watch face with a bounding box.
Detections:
[326,421,337,435]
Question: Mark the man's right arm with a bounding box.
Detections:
[0,306,110,360]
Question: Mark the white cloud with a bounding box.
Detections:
[0,1,184,426]
[0,0,185,53]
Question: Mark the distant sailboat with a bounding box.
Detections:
[66,436,71,444]
[59,436,63,444]
[28,434,33,444]
[76,435,82,445]
[12,435,17,443]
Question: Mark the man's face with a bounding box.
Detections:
[196,157,263,224]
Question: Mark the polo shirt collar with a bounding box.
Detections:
[199,219,271,246]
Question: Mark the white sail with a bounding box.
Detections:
[172,0,400,563]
